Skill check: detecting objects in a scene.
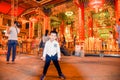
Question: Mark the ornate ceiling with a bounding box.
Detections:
[0,0,116,18]
[0,0,72,17]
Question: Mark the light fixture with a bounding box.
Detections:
[30,17,38,22]
[89,0,104,12]
[89,0,104,8]
[3,30,6,33]
[65,11,73,16]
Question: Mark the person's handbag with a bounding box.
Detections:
[39,40,45,48]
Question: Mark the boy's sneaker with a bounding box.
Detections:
[59,74,66,79]
[40,74,45,80]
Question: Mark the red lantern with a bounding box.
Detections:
[89,0,104,9]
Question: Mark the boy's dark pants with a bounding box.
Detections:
[43,54,62,76]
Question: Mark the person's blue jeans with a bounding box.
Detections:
[43,54,62,76]
[6,40,18,62]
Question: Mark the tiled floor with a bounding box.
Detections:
[0,54,120,80]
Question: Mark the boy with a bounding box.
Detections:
[40,31,66,80]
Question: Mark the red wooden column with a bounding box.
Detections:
[79,3,85,40]
[29,21,34,38]
[115,0,120,23]
[88,16,93,37]
[115,0,120,39]
[60,21,64,35]
[43,15,50,34]
[73,0,85,41]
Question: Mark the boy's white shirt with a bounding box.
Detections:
[42,40,61,60]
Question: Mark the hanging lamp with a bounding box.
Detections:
[89,0,104,12]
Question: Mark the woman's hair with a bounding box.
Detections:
[14,21,21,28]
[45,30,49,36]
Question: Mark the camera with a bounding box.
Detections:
[14,21,21,28]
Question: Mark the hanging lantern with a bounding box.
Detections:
[89,0,104,8]
[89,0,104,12]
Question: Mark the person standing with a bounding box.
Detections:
[117,26,120,50]
[39,30,49,49]
[73,35,76,47]
[61,35,66,47]
[40,31,65,80]
[6,21,20,63]
[116,19,120,50]
[38,30,49,55]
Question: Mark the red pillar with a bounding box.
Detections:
[29,21,34,38]
[73,0,85,41]
[60,21,64,35]
[115,0,118,22]
[43,15,50,34]
[88,16,93,37]
[115,0,120,23]
[115,0,120,39]
[79,3,85,40]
